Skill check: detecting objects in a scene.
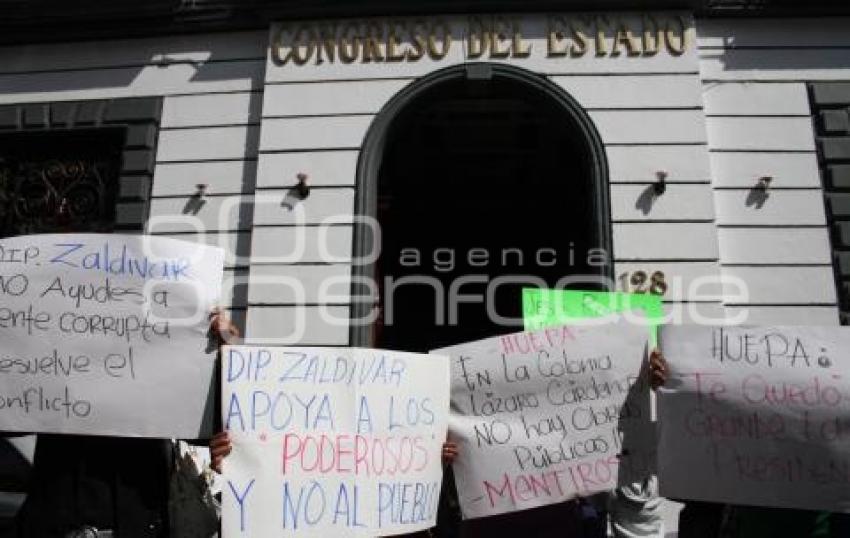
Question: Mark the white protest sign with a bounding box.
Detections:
[221,346,450,538]
[0,233,224,438]
[432,317,653,520]
[658,325,850,513]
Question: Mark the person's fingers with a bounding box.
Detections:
[210,441,232,468]
[210,445,231,455]
[211,449,232,464]
[210,431,230,444]
[209,313,241,344]
[649,369,667,390]
[209,314,224,341]
[442,446,458,465]
[210,438,231,451]
[211,455,224,473]
[209,432,232,459]
[649,350,668,377]
[219,319,240,342]
[209,427,230,473]
[225,324,241,341]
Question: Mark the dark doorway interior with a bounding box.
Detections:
[376,73,603,352]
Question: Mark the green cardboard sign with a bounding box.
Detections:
[522,288,664,346]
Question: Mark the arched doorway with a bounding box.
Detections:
[351,63,611,350]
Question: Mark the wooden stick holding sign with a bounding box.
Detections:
[432,315,654,520]
[0,234,224,438]
[220,346,450,538]
[658,325,850,513]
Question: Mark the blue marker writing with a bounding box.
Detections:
[227,479,255,533]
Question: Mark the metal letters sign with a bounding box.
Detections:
[271,13,693,67]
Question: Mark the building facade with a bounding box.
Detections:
[9,4,847,338]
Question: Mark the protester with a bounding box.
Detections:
[605,348,667,538]
[648,349,725,538]
[648,349,728,538]
[11,311,238,538]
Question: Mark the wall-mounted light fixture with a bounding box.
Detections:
[653,171,667,196]
[295,173,311,199]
